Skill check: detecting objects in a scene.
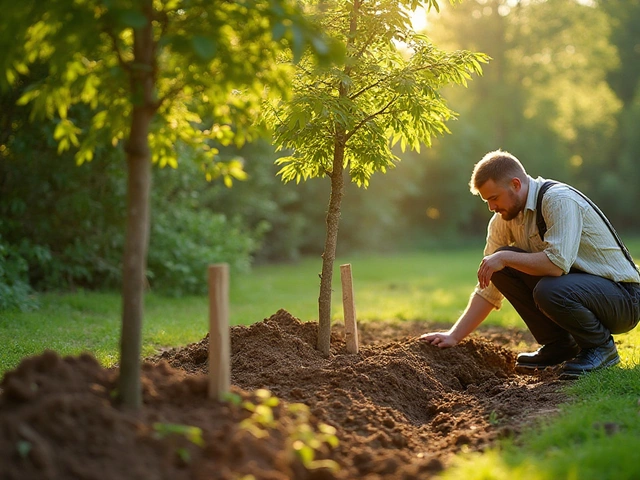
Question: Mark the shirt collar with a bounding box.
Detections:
[525,175,546,213]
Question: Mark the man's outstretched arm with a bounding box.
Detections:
[420,294,495,348]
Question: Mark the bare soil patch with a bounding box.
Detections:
[0,309,567,479]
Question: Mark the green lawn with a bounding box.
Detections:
[0,244,524,375]
[2,241,640,479]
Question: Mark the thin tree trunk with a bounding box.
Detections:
[118,1,156,409]
[317,0,358,356]
[118,123,152,409]
[317,141,346,356]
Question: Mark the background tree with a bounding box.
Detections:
[414,0,623,236]
[596,0,640,228]
[267,0,488,355]
[0,0,336,409]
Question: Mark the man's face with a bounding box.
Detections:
[477,178,524,221]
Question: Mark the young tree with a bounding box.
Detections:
[266,0,488,356]
[0,0,336,409]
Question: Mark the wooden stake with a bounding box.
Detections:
[208,263,230,401]
[340,263,359,354]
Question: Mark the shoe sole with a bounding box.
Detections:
[559,356,621,380]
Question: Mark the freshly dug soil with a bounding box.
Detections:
[0,309,567,480]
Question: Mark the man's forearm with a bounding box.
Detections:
[501,250,563,277]
[449,294,495,341]
[479,250,563,288]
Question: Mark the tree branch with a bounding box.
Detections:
[104,27,131,72]
[349,73,393,101]
[345,95,398,141]
[349,60,451,102]
[351,30,377,61]
[154,82,185,109]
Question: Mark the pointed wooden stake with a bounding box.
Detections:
[208,263,230,401]
[340,263,359,354]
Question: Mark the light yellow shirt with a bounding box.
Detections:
[476,176,640,309]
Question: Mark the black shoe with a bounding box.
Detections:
[515,340,580,373]
[560,338,620,380]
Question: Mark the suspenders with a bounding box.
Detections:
[536,180,638,273]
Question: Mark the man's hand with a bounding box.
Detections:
[477,251,507,289]
[419,331,459,348]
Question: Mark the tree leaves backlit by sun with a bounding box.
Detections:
[265,0,489,355]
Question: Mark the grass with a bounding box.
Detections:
[0,243,524,376]
[440,335,640,480]
[2,240,640,479]
[438,237,640,480]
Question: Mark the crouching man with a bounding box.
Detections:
[420,150,640,379]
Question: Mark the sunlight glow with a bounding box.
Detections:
[409,6,429,32]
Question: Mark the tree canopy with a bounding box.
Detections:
[269,0,487,188]
[1,0,338,177]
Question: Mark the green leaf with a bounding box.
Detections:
[272,22,287,41]
[16,88,40,106]
[192,36,217,61]
[152,423,205,447]
[293,441,315,465]
[311,36,330,57]
[222,392,242,405]
[291,24,305,63]
[117,10,148,29]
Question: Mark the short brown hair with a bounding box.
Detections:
[469,150,527,195]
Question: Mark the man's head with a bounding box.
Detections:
[470,150,529,221]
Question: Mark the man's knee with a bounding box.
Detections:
[490,268,511,290]
[533,276,566,312]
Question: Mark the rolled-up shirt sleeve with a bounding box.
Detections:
[540,194,582,274]
[473,213,512,309]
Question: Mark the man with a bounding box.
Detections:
[420,149,640,378]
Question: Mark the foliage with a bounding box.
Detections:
[152,422,205,464]
[0,116,126,292]
[237,389,340,472]
[268,0,488,188]
[148,208,259,296]
[0,0,339,173]
[0,87,266,302]
[181,140,328,263]
[152,422,205,447]
[419,0,629,235]
[0,235,35,312]
[0,131,262,301]
[2,2,638,308]
[598,0,640,105]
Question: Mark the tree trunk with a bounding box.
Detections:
[316,0,358,356]
[118,123,152,409]
[317,141,346,356]
[117,1,156,409]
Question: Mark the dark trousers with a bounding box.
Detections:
[490,247,640,348]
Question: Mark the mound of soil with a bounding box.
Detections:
[0,310,567,480]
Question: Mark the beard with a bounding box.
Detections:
[497,190,525,221]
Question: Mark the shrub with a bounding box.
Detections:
[147,208,262,296]
[0,235,36,311]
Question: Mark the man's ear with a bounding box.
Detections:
[511,177,522,191]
